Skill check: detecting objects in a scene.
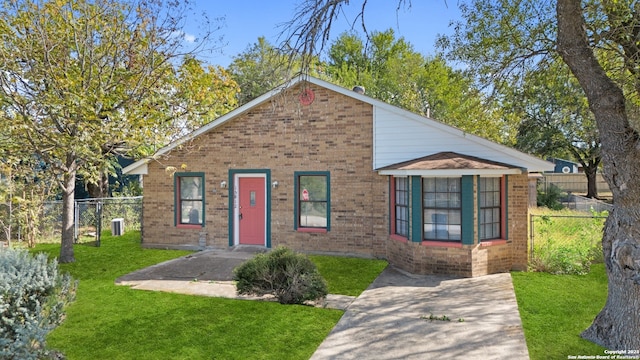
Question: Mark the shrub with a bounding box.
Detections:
[530,209,605,275]
[233,247,328,305]
[537,184,565,210]
[0,249,77,359]
[532,240,595,275]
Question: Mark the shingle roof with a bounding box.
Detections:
[378,151,519,171]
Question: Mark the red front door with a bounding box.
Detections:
[238,177,266,245]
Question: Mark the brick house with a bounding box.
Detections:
[124,76,553,277]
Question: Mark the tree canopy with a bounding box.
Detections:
[507,57,601,197]
[325,30,513,143]
[228,37,294,106]
[0,0,231,261]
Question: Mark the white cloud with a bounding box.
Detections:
[183,33,196,43]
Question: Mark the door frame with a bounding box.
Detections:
[228,169,271,248]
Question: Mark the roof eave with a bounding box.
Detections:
[122,160,149,175]
[377,168,525,176]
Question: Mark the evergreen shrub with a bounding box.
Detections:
[233,247,328,305]
[0,249,77,359]
[537,184,565,210]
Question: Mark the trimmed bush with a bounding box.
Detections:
[0,249,77,359]
[233,247,328,305]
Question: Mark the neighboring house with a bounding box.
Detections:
[547,157,581,174]
[124,76,554,277]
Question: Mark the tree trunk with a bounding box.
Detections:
[584,166,599,199]
[60,167,76,263]
[86,172,109,198]
[557,0,640,349]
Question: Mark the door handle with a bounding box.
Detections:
[239,213,243,220]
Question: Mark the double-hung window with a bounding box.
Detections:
[394,177,409,237]
[479,177,501,240]
[175,173,204,227]
[423,177,461,241]
[295,171,330,230]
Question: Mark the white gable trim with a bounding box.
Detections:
[124,80,296,174]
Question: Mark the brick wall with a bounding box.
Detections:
[141,83,389,257]
[140,80,532,277]
[506,173,530,271]
[387,173,531,277]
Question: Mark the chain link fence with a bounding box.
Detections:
[529,213,606,274]
[561,193,613,213]
[541,173,610,196]
[0,196,142,246]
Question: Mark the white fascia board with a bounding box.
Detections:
[377,168,524,177]
[122,160,149,175]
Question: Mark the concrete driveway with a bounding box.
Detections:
[116,249,530,359]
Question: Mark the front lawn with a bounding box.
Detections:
[34,229,610,359]
[309,254,388,296]
[36,232,388,359]
[512,264,608,360]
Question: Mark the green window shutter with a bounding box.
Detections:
[411,176,422,243]
[461,175,475,245]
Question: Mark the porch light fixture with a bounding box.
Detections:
[220,180,227,188]
[272,181,279,188]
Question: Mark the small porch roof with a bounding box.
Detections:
[376,151,524,176]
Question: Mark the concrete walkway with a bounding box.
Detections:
[115,248,356,310]
[310,266,529,359]
[116,249,529,359]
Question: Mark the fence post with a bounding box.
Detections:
[140,197,144,243]
[74,200,79,243]
[95,201,102,247]
[529,214,535,263]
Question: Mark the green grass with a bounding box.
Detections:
[35,232,348,360]
[512,263,608,360]
[33,228,610,359]
[309,255,388,296]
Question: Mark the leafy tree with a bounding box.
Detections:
[284,0,640,349]
[173,56,239,138]
[508,58,601,198]
[326,30,511,142]
[0,0,224,262]
[228,37,294,105]
[83,55,239,198]
[228,37,328,106]
[557,0,640,347]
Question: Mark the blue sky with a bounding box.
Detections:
[184,0,462,67]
